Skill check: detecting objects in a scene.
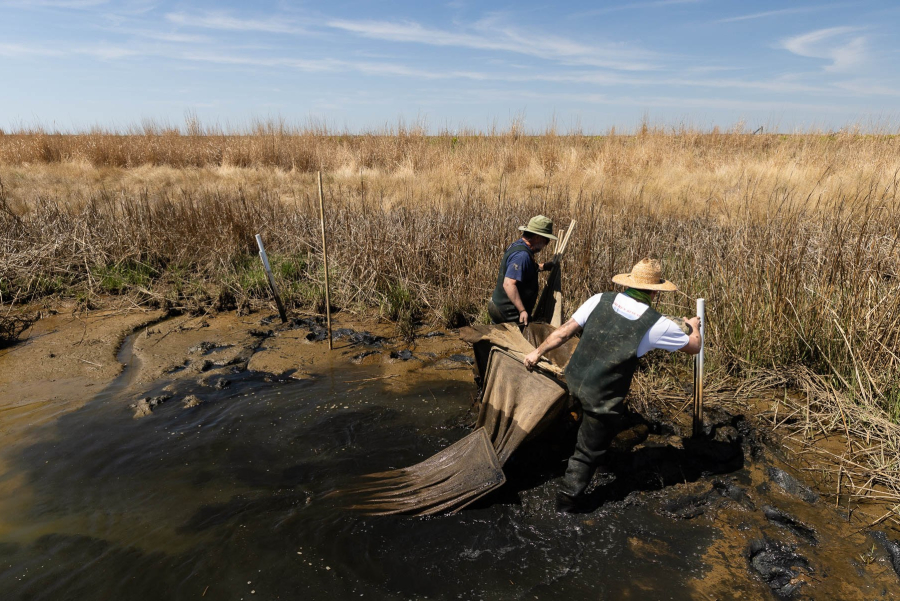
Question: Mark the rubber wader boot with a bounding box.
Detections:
[556,411,622,513]
[557,462,594,513]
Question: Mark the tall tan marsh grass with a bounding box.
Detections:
[2,124,900,510]
[1,126,898,413]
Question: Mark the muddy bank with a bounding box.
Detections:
[0,308,899,600]
[0,308,165,436]
[0,308,475,429]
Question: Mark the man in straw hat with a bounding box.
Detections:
[524,258,701,512]
[488,215,558,326]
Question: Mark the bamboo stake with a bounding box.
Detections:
[533,220,575,325]
[255,234,287,323]
[317,171,333,350]
[558,219,576,255]
[552,228,565,256]
[692,297,705,437]
[550,220,575,326]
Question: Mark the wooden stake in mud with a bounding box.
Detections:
[255,233,287,323]
[317,171,333,350]
[692,297,706,438]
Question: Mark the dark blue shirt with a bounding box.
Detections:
[490,238,541,322]
[504,239,538,283]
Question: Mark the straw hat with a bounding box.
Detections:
[518,215,558,240]
[612,258,678,291]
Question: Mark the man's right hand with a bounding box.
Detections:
[519,310,529,326]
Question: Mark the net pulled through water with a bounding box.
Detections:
[346,327,571,517]
[346,427,505,517]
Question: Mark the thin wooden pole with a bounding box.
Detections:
[692,297,706,437]
[255,234,287,323]
[317,171,333,350]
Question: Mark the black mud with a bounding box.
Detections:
[748,538,813,598]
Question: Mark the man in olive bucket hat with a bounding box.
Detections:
[488,215,558,326]
[524,258,701,512]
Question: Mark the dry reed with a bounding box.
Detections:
[1,124,899,504]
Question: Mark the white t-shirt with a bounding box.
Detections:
[571,293,689,357]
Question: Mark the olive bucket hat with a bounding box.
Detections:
[612,258,678,291]
[518,215,558,240]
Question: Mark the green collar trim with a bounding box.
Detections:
[623,288,653,305]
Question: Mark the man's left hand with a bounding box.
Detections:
[687,316,701,333]
[523,349,541,371]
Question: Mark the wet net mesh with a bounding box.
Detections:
[476,350,567,465]
[346,326,572,516]
[344,427,506,517]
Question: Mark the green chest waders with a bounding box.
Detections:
[489,240,539,323]
[559,293,662,505]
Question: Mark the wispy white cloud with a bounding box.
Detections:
[326,18,659,71]
[781,26,868,72]
[174,51,469,81]
[714,6,836,24]
[176,51,344,73]
[76,43,139,59]
[682,65,743,74]
[166,47,841,96]
[97,2,165,26]
[526,71,831,95]
[5,32,885,102]
[2,0,109,7]
[165,11,308,35]
[639,0,700,6]
[833,80,900,97]
[0,41,134,59]
[105,28,212,44]
[0,43,64,57]
[145,31,211,44]
[477,89,855,114]
[571,0,701,18]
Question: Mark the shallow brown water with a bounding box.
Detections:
[0,317,898,600]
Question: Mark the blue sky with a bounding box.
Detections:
[1,0,899,132]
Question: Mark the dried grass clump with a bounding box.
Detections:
[0,311,34,348]
[732,366,900,521]
[788,367,900,503]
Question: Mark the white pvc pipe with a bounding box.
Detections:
[692,297,706,437]
[255,234,272,273]
[697,297,705,379]
[255,233,286,322]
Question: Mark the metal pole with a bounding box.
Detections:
[692,298,705,437]
[317,171,333,350]
[255,234,287,323]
